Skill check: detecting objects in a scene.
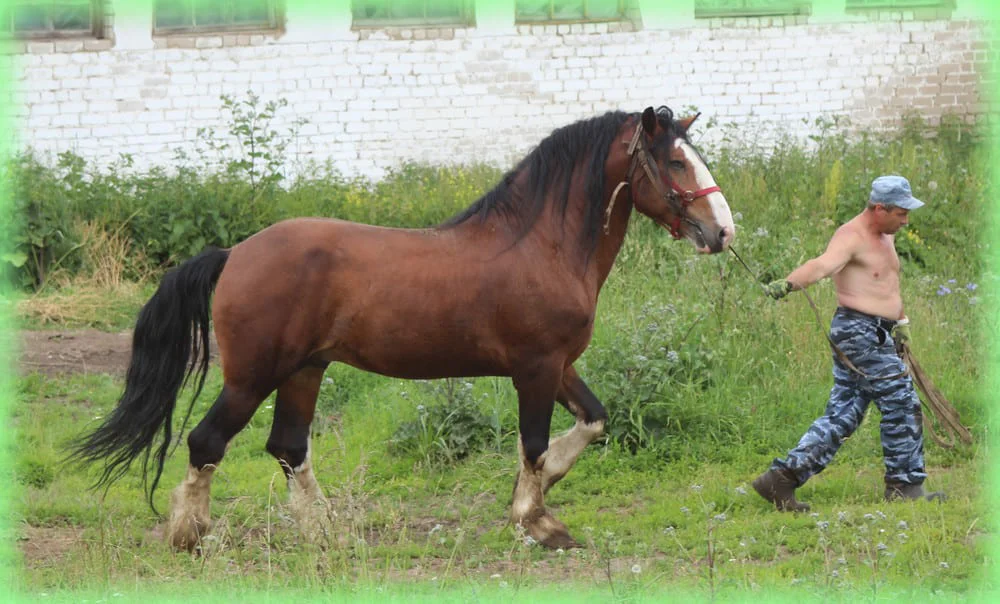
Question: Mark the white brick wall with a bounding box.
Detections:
[2,1,997,179]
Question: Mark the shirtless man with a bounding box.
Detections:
[752,175,944,511]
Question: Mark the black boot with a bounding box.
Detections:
[885,480,946,502]
[752,468,810,512]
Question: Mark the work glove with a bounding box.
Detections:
[764,279,794,300]
[893,319,911,351]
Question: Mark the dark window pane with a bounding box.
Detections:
[353,1,385,19]
[426,0,463,19]
[516,1,553,19]
[587,0,622,19]
[552,0,585,19]
[193,0,226,26]
[155,0,194,28]
[389,0,425,19]
[52,2,91,30]
[232,0,270,23]
[12,4,49,31]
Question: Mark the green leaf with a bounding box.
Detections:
[2,251,28,268]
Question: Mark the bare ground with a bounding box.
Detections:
[16,329,218,378]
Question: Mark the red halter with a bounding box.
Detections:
[604,122,723,239]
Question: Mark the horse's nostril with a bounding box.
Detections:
[719,227,730,242]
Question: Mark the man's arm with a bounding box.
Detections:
[764,227,860,299]
[785,227,860,290]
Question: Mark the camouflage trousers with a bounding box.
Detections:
[771,307,927,486]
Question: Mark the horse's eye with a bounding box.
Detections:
[669,160,685,170]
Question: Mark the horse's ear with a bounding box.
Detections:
[641,107,657,136]
[677,112,701,135]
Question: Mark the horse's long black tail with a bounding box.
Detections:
[66,247,230,513]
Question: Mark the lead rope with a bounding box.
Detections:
[728,245,971,449]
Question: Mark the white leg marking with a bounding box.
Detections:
[541,419,605,492]
[167,464,215,551]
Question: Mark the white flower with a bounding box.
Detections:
[631,564,642,574]
[735,486,748,495]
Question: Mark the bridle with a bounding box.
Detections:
[604,120,722,238]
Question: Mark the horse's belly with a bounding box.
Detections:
[318,331,507,380]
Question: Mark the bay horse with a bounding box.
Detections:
[69,106,735,551]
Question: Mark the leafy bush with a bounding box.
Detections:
[388,379,499,467]
[583,298,718,456]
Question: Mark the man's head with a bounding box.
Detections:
[867,175,923,234]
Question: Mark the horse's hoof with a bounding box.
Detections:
[166,516,209,553]
[520,510,579,550]
[540,530,580,550]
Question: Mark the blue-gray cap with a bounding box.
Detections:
[869,175,924,210]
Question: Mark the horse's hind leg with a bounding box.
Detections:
[510,360,577,549]
[541,366,608,493]
[265,364,329,534]
[167,385,266,552]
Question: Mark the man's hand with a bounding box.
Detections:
[893,320,911,349]
[764,279,794,300]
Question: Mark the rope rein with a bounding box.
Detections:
[728,245,971,449]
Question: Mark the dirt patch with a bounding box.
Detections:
[17,330,134,377]
[17,526,86,567]
[16,330,218,378]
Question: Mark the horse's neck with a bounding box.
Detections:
[589,198,633,293]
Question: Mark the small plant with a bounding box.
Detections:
[389,379,497,466]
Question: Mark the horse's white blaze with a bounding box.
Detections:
[677,140,735,243]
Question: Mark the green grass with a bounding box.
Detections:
[6,115,995,599]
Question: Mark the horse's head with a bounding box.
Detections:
[624,106,734,253]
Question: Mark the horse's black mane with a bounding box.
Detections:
[443,106,683,254]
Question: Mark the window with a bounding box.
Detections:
[153,0,278,33]
[694,0,811,18]
[1,1,98,37]
[515,0,626,23]
[846,0,947,6]
[351,1,472,26]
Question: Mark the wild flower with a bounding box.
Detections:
[690,484,703,492]
[837,511,848,522]
[876,542,888,552]
[875,510,887,520]
[666,350,680,363]
[713,513,727,522]
[523,535,537,546]
[816,521,830,531]
[735,486,748,495]
[680,506,690,514]
[897,520,908,530]
[631,564,642,574]
[940,562,949,569]
[967,282,978,291]
[948,279,957,284]
[937,286,952,296]
[754,227,769,238]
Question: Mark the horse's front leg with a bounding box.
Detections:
[510,360,577,549]
[541,365,608,493]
